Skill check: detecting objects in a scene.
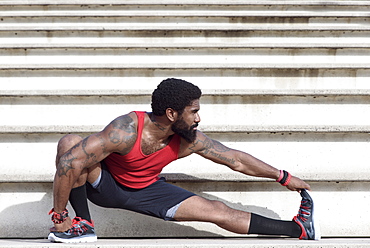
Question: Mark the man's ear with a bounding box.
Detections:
[166,108,178,122]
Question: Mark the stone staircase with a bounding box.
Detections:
[0,0,370,240]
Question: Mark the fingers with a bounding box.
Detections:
[53,216,72,232]
[286,176,311,192]
[304,182,312,191]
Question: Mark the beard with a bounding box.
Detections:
[171,118,198,143]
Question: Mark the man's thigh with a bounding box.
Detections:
[86,164,195,220]
[174,195,231,222]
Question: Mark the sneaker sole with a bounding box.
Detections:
[48,232,97,243]
[306,190,321,241]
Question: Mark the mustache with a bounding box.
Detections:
[191,123,199,129]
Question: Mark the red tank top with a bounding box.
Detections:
[103,111,181,189]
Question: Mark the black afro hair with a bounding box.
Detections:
[151,78,202,116]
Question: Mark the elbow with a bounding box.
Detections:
[55,158,81,179]
[229,160,244,173]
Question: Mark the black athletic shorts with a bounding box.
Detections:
[86,162,196,220]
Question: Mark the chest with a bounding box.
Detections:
[141,136,171,155]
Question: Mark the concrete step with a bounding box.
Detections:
[1,92,370,126]
[2,37,370,49]
[1,48,370,64]
[1,238,370,248]
[1,63,369,70]
[1,0,370,5]
[0,48,369,70]
[1,23,369,31]
[2,124,370,134]
[0,69,368,91]
[1,30,368,41]
[3,88,370,96]
[1,0,369,6]
[0,1,368,31]
[1,10,369,18]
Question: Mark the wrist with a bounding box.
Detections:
[48,208,69,224]
[276,170,292,186]
[276,170,284,182]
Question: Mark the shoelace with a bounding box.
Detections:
[71,217,81,225]
[296,199,311,222]
[67,217,89,235]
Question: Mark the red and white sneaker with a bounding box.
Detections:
[48,217,97,243]
[293,189,321,240]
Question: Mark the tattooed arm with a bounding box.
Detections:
[53,113,137,214]
[182,131,310,191]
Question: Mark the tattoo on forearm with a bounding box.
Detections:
[207,149,236,165]
[203,138,231,153]
[192,136,235,165]
[56,147,76,177]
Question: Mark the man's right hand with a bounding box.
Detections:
[50,216,72,232]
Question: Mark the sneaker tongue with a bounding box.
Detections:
[72,217,82,224]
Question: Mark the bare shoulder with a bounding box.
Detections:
[102,112,138,155]
[108,112,137,131]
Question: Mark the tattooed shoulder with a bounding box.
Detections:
[108,114,138,155]
[111,115,135,130]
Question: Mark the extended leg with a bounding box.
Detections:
[174,195,301,237]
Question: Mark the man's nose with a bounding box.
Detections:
[195,113,201,123]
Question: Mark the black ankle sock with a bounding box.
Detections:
[248,213,301,238]
[69,184,91,222]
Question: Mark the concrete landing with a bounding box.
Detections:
[0,238,369,248]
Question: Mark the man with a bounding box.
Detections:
[48,78,319,243]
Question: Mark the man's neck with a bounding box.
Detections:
[147,113,174,139]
